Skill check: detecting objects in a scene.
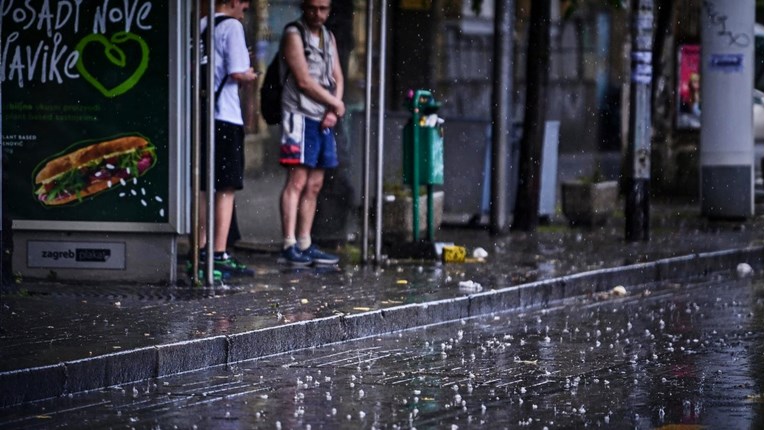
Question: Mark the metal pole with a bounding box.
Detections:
[427,184,434,241]
[625,0,653,242]
[374,0,388,264]
[361,0,374,263]
[0,9,4,285]
[205,0,217,284]
[191,0,202,285]
[412,96,421,242]
[490,0,513,235]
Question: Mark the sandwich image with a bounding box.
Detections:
[34,135,156,206]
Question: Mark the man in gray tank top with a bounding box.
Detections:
[277,0,345,266]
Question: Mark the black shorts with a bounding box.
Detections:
[201,120,245,191]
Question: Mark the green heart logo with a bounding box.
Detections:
[75,32,149,98]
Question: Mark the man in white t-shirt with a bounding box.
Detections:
[197,0,258,278]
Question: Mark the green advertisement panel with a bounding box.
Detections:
[1,0,171,226]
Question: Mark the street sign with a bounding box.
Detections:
[27,240,126,270]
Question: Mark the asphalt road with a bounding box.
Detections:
[0,275,762,429]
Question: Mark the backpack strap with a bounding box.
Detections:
[284,20,308,55]
[203,15,237,105]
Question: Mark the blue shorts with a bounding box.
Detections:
[280,112,338,169]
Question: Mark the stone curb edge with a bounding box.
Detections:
[2,246,761,408]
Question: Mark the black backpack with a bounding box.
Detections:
[200,15,235,110]
[260,21,306,125]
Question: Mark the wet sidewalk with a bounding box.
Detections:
[2,276,761,429]
[0,200,762,407]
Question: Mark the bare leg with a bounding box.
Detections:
[281,167,309,243]
[198,189,235,253]
[297,169,325,239]
[213,189,236,253]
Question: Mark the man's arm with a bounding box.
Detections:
[321,36,345,129]
[223,21,258,84]
[330,35,344,109]
[230,68,258,83]
[283,30,345,116]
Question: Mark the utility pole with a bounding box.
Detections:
[625,0,654,242]
[0,181,3,288]
[490,0,514,235]
[0,9,4,285]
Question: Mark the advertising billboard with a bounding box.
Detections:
[1,0,182,231]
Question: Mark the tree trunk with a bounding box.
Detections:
[512,0,551,231]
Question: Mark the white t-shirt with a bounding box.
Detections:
[200,14,251,126]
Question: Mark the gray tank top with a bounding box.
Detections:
[280,20,336,121]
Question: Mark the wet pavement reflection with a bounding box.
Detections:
[1,276,761,429]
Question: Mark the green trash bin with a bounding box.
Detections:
[401,89,444,242]
[403,122,444,186]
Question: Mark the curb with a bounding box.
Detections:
[2,246,761,407]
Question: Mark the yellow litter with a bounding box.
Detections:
[442,245,467,263]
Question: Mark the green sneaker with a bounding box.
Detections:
[185,261,225,283]
[213,253,255,277]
